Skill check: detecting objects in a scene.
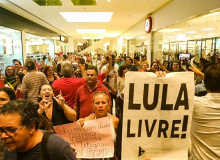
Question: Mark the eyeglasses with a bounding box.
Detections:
[0,126,25,137]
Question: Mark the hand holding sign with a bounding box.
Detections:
[122,72,194,160]
[54,117,114,159]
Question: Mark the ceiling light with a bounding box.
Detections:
[76,29,106,33]
[194,36,202,37]
[202,28,214,30]
[125,37,134,39]
[59,12,113,22]
[137,36,147,39]
[82,37,91,39]
[204,12,220,17]
[207,34,215,36]
[176,34,185,36]
[76,26,78,28]
[107,0,110,1]
[187,31,196,33]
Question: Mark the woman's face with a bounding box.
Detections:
[126,58,131,66]
[15,75,20,83]
[0,76,5,83]
[6,67,13,77]
[0,91,10,108]
[163,62,168,68]
[151,63,158,72]
[39,85,54,101]
[47,67,54,76]
[93,94,109,118]
[172,62,179,72]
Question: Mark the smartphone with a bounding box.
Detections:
[106,75,110,82]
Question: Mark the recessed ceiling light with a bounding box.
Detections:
[207,34,215,36]
[76,29,106,33]
[59,12,113,22]
[187,31,196,33]
[107,0,110,1]
[137,36,147,39]
[202,28,214,30]
[125,37,134,39]
[76,26,78,28]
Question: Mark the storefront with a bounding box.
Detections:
[0,26,22,74]
[153,9,220,63]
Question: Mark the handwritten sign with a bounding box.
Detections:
[53,117,114,158]
[122,72,194,160]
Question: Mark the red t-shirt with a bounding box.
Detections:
[75,82,111,119]
[98,73,106,84]
[52,77,85,108]
[0,81,4,88]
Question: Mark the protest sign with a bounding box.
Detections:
[53,117,114,159]
[122,72,194,160]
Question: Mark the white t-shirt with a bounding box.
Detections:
[191,93,220,159]
[101,63,119,90]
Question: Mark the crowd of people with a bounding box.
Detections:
[0,51,219,160]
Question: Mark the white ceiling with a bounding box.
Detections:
[2,0,170,40]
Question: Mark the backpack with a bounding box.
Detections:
[41,132,54,160]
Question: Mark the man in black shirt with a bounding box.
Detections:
[0,100,77,160]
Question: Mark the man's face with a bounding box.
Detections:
[14,62,21,69]
[0,114,31,152]
[142,63,148,71]
[133,59,139,65]
[126,58,131,66]
[0,91,10,108]
[86,70,97,85]
[141,57,145,61]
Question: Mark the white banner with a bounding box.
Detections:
[122,72,194,160]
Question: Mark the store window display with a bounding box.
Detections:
[0,26,22,74]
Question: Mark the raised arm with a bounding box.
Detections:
[104,54,113,77]
[53,91,77,122]
[156,59,170,73]
[189,66,204,80]
[78,63,87,80]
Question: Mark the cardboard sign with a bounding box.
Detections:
[122,72,194,160]
[53,117,114,158]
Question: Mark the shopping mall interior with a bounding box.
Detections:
[1,0,220,72]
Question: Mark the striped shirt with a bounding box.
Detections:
[21,71,49,102]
